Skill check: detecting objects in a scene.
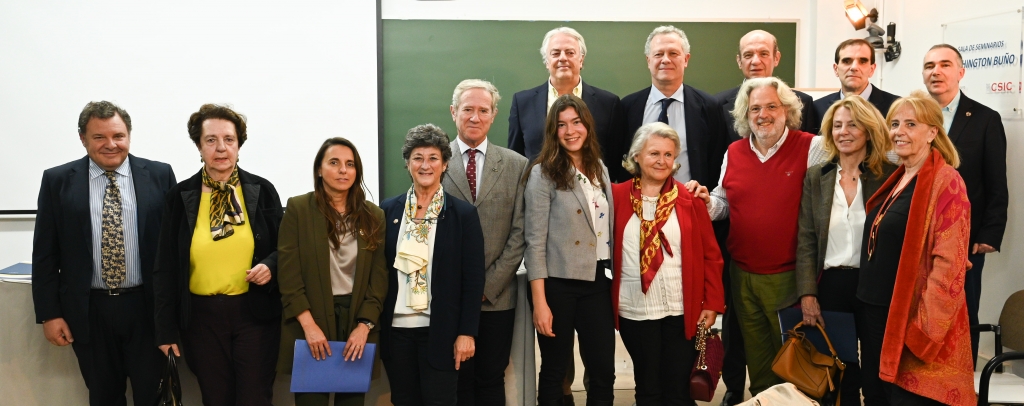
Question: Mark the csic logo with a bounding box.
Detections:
[987,81,1022,93]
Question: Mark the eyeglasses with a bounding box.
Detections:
[748,104,780,115]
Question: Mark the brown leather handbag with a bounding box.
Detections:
[770,321,846,402]
[689,320,724,401]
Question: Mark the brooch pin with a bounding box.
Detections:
[393,219,399,224]
[966,112,972,117]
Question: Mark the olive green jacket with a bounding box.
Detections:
[795,160,897,298]
[276,192,387,376]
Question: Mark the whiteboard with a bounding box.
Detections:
[0,1,380,211]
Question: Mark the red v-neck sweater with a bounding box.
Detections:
[723,130,814,274]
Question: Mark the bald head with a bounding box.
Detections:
[736,30,781,79]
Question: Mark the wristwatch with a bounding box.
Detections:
[357,319,375,330]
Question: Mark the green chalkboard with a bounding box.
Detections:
[381,20,797,199]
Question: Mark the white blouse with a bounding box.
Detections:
[618,195,685,320]
[823,164,865,269]
[392,212,436,328]
[575,168,610,261]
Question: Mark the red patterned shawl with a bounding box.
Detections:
[866,149,975,406]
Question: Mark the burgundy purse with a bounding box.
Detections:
[689,320,724,401]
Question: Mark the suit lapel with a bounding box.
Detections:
[475,141,503,202]
[309,196,332,295]
[70,158,93,253]
[818,164,837,237]
[129,156,151,237]
[571,181,596,233]
[948,94,974,145]
[531,85,548,125]
[682,86,703,182]
[446,141,473,202]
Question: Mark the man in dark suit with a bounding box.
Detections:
[923,44,1008,366]
[443,79,529,406]
[32,101,177,405]
[619,25,729,189]
[813,38,900,128]
[508,26,623,181]
[716,30,819,142]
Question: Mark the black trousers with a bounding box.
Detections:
[532,271,616,406]
[965,252,985,368]
[816,267,862,406]
[715,220,746,397]
[384,326,460,406]
[71,289,163,406]
[182,294,280,406]
[856,300,890,406]
[618,315,696,406]
[457,308,516,406]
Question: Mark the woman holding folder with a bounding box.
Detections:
[277,137,388,406]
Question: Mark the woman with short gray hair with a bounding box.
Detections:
[379,124,485,405]
[612,122,725,405]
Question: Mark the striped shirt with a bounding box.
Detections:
[88,158,141,289]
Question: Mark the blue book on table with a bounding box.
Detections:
[291,340,375,393]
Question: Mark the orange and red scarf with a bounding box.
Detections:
[629,177,678,293]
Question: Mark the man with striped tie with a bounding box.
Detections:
[32,101,177,405]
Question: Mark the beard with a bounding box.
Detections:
[750,116,786,143]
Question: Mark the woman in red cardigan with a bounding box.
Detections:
[611,122,725,405]
[857,91,974,405]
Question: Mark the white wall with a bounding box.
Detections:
[0,1,380,212]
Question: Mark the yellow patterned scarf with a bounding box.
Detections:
[394,184,444,311]
[629,177,677,293]
[202,167,244,241]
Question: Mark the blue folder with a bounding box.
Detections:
[777,308,859,364]
[291,340,375,393]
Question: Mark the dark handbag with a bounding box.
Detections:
[154,353,184,406]
[771,321,846,402]
[689,319,724,401]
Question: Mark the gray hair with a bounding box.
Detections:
[644,25,691,56]
[401,123,453,164]
[730,77,803,137]
[622,122,682,176]
[451,79,501,111]
[78,101,131,135]
[539,27,587,65]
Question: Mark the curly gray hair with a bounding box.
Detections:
[730,77,803,137]
[622,122,682,177]
[402,124,452,163]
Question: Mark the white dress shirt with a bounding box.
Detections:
[455,137,487,186]
[707,129,828,220]
[643,85,690,182]
[618,196,685,320]
[941,90,962,134]
[823,163,865,268]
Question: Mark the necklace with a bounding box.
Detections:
[867,176,911,259]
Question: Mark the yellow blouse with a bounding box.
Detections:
[189,191,254,295]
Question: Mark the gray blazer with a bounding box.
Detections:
[524,162,614,281]
[795,160,897,298]
[442,140,529,311]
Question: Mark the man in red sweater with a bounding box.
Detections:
[692,77,827,397]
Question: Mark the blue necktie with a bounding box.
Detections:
[658,98,675,124]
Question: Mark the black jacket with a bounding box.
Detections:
[948,92,1009,249]
[32,155,176,343]
[152,167,283,345]
[619,84,730,189]
[812,85,900,130]
[379,192,485,371]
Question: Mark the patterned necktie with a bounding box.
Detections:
[466,149,478,201]
[100,171,126,289]
[658,98,675,124]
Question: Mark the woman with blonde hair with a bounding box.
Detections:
[795,95,896,405]
[857,91,972,405]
